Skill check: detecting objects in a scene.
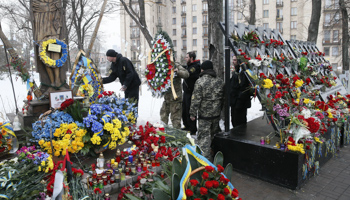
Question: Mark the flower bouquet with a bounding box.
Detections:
[0,122,16,153]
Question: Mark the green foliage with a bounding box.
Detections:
[224,163,234,182]
[299,57,308,71]
[65,100,86,123]
[153,188,171,200]
[171,173,180,200]
[213,151,224,166]
[125,194,143,200]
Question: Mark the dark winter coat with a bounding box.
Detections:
[183,60,201,93]
[230,66,251,109]
[103,53,141,90]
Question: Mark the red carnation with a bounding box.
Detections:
[202,171,209,180]
[217,194,225,200]
[217,164,224,172]
[94,188,102,194]
[200,187,208,195]
[205,166,214,172]
[223,188,230,195]
[190,179,199,187]
[185,189,194,197]
[220,175,229,185]
[205,181,213,189]
[231,190,239,198]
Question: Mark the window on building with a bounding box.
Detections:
[193,16,197,23]
[183,40,187,48]
[334,0,339,8]
[172,18,176,24]
[172,6,176,13]
[137,40,140,47]
[204,51,208,58]
[173,29,176,36]
[193,39,197,46]
[334,13,340,23]
[133,52,136,60]
[263,10,269,18]
[203,27,208,34]
[291,7,297,16]
[325,0,332,8]
[182,29,186,36]
[193,27,197,34]
[290,35,296,40]
[263,0,269,4]
[203,3,208,11]
[277,0,283,5]
[277,9,283,18]
[192,4,197,11]
[324,30,331,43]
[182,5,186,12]
[263,23,269,29]
[333,30,339,42]
[173,40,177,47]
[324,13,331,26]
[277,22,283,33]
[237,0,243,7]
[132,40,136,46]
[324,47,330,56]
[291,0,297,1]
[332,47,339,56]
[204,39,208,46]
[182,17,186,25]
[238,12,243,20]
[291,21,297,29]
[203,15,208,23]
[158,6,161,13]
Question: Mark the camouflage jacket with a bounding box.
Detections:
[189,69,224,119]
[163,65,189,102]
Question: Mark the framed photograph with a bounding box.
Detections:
[49,90,73,109]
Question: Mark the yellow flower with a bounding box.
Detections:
[328,112,333,118]
[295,80,304,88]
[287,144,305,154]
[314,137,323,144]
[303,98,310,104]
[41,161,46,166]
[54,129,62,137]
[38,140,44,146]
[54,150,60,157]
[91,134,102,145]
[104,123,114,132]
[262,79,274,89]
[113,119,122,129]
[109,141,117,149]
[38,166,41,171]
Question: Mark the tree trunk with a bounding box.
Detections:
[208,0,224,80]
[249,0,256,25]
[307,0,322,43]
[120,0,153,48]
[340,0,349,72]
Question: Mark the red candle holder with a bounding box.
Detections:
[92,171,97,179]
[156,160,160,167]
[152,160,155,167]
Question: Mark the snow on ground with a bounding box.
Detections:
[0,73,263,128]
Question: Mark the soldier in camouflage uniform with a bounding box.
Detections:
[160,65,189,129]
[189,60,224,160]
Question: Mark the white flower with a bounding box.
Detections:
[293,126,311,143]
[301,109,311,119]
[248,59,261,67]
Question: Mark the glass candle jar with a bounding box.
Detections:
[156,160,160,167]
[152,160,156,167]
[98,180,104,189]
[137,163,142,172]
[260,137,265,145]
[102,175,108,185]
[114,173,121,183]
[97,174,102,181]
[265,136,270,145]
[92,171,97,179]
[93,180,98,189]
[143,162,147,171]
[125,167,130,175]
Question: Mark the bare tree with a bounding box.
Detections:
[307,0,322,43]
[119,0,153,48]
[339,0,349,72]
[208,0,224,80]
[248,0,256,25]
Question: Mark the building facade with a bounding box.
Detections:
[234,0,342,71]
[119,0,210,73]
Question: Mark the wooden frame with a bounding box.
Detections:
[49,90,73,109]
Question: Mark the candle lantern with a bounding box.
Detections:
[104,193,111,200]
[116,149,121,162]
[102,175,108,185]
[131,163,136,175]
[114,172,121,183]
[97,153,105,170]
[98,180,104,189]
[137,163,142,172]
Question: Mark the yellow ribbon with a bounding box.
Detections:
[1,122,16,138]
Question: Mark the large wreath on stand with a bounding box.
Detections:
[145,30,175,97]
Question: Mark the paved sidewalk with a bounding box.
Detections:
[231,145,350,200]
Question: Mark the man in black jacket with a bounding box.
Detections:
[103,49,141,107]
[230,56,251,127]
[182,51,201,135]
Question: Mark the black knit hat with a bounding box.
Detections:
[106,49,117,57]
[201,60,213,70]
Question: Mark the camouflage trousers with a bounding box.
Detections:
[160,101,182,129]
[196,118,221,160]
